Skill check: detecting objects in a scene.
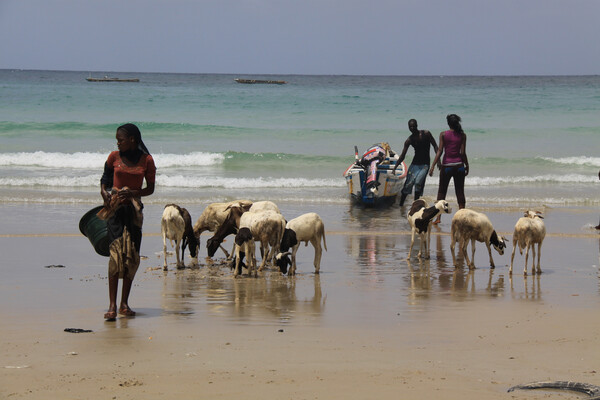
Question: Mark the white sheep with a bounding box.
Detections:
[407,199,452,259]
[510,210,546,276]
[234,209,287,276]
[248,200,281,214]
[274,212,328,275]
[450,208,507,269]
[161,204,199,270]
[192,200,252,258]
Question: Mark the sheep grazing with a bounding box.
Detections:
[510,210,546,276]
[407,199,451,259]
[450,208,507,269]
[192,200,253,258]
[161,204,199,270]
[206,205,286,275]
[236,209,287,275]
[232,227,255,276]
[206,205,247,258]
[274,212,327,275]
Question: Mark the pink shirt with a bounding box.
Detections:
[442,130,463,166]
[105,151,156,190]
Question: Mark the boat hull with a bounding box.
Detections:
[86,77,139,82]
[343,158,407,207]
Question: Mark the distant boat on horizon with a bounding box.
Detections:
[234,78,287,85]
[86,75,139,82]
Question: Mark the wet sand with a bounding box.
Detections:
[2,201,600,399]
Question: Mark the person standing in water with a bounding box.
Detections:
[429,114,469,223]
[393,119,440,206]
[99,123,156,320]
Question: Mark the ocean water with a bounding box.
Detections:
[1,70,600,207]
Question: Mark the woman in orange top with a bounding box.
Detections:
[100,123,156,320]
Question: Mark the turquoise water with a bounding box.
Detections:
[1,70,599,206]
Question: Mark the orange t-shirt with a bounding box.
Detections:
[105,151,156,190]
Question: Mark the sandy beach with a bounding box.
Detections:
[2,201,600,399]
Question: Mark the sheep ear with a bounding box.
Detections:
[523,211,529,217]
[502,236,509,246]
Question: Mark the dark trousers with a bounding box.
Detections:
[437,165,466,208]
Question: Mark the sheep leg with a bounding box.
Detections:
[417,232,424,258]
[450,232,457,267]
[162,233,169,271]
[469,239,477,269]
[523,243,530,276]
[460,240,470,267]
[510,239,517,275]
[311,238,322,274]
[536,242,542,274]
[530,243,537,275]
[220,243,231,259]
[408,229,416,259]
[486,241,495,269]
[290,245,300,275]
[234,244,242,277]
[258,241,268,271]
[249,242,257,277]
[175,238,184,268]
[425,226,432,259]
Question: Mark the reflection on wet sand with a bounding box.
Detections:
[347,231,508,302]
[159,264,325,326]
[510,273,542,301]
[151,227,586,328]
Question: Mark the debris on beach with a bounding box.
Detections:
[44,264,66,268]
[508,381,600,398]
[64,328,93,333]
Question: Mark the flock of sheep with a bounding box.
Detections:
[160,200,326,277]
[160,197,546,277]
[407,199,546,276]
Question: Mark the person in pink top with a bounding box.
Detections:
[429,114,469,223]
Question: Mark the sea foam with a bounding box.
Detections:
[0,151,225,169]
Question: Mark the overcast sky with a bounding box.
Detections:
[1,0,599,76]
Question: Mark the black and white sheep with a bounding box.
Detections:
[407,199,452,259]
[232,227,254,276]
[274,212,327,275]
[450,208,507,269]
[161,204,199,270]
[510,210,546,276]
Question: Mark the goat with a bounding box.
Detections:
[450,208,507,269]
[510,210,546,276]
[161,204,199,270]
[193,200,252,258]
[406,199,452,259]
[274,212,327,275]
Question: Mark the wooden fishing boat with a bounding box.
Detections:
[86,76,139,82]
[234,78,287,85]
[343,146,407,207]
